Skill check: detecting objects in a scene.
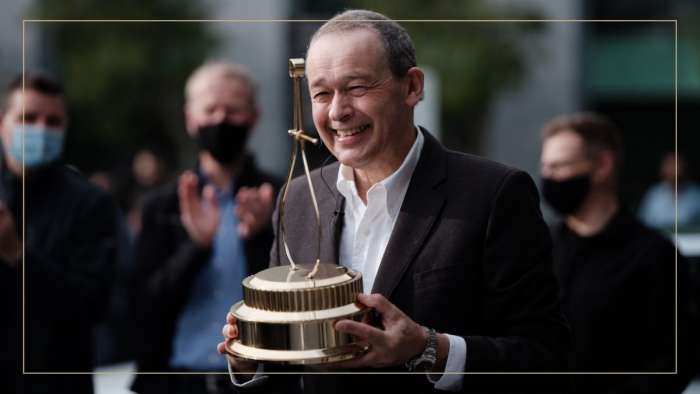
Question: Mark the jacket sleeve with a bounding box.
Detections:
[465,170,570,372]
[26,190,118,323]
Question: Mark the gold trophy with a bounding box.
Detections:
[225,58,372,365]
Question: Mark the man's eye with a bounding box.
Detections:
[348,86,368,95]
[20,113,38,123]
[313,92,329,101]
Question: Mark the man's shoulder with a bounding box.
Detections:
[446,150,517,176]
[141,180,179,214]
[240,155,284,190]
[619,211,677,262]
[443,150,535,195]
[57,165,116,208]
[287,161,340,199]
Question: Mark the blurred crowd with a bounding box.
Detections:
[1,56,699,393]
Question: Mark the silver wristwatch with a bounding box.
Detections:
[406,326,438,372]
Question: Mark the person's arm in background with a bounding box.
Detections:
[130,172,217,314]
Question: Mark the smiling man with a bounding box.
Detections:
[220,10,569,393]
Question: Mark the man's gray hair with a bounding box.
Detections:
[185,61,257,107]
[310,9,417,78]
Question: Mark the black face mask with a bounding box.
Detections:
[541,174,591,215]
[196,122,250,165]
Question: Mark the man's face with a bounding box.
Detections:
[0,89,67,159]
[306,29,415,170]
[184,75,257,136]
[540,130,593,181]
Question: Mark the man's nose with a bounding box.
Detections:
[328,93,352,122]
[212,108,228,124]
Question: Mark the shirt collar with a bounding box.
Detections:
[336,127,424,220]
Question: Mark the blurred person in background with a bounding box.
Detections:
[88,169,138,367]
[126,148,170,236]
[0,73,119,394]
[129,61,280,394]
[540,112,693,393]
[639,152,700,231]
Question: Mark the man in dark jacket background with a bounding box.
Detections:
[540,112,694,393]
[130,61,280,394]
[0,74,119,394]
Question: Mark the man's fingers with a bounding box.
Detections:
[334,319,384,342]
[222,323,237,339]
[178,172,199,216]
[327,350,371,370]
[238,211,256,227]
[227,312,237,324]
[202,185,218,209]
[217,341,227,354]
[357,293,399,320]
[259,183,274,203]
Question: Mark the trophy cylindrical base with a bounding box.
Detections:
[226,300,373,365]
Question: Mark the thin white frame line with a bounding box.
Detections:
[673,19,679,375]
[24,371,679,375]
[21,18,26,376]
[22,19,677,23]
[20,18,680,376]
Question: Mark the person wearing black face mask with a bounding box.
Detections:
[539,112,694,394]
[129,62,281,394]
[195,121,251,166]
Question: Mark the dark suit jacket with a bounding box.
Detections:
[0,163,119,394]
[129,155,280,394]
[254,130,569,394]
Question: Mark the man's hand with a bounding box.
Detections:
[235,183,274,240]
[0,202,21,267]
[330,293,434,369]
[217,312,259,376]
[178,171,219,247]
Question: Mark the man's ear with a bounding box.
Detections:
[404,67,424,108]
[593,150,616,184]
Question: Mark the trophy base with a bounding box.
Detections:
[227,264,373,365]
[226,341,368,365]
[227,299,374,365]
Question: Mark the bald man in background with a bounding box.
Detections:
[130,62,280,394]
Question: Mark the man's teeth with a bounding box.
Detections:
[335,125,368,137]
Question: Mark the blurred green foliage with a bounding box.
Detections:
[29,0,217,173]
[347,1,542,152]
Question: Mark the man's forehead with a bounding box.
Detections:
[306,30,389,83]
[7,89,65,113]
[189,73,251,96]
[543,131,585,159]
[188,78,252,104]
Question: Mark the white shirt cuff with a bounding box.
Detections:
[428,334,466,391]
[228,359,268,388]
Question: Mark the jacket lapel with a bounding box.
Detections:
[371,129,448,298]
[316,162,344,264]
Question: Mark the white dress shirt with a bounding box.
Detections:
[336,128,466,391]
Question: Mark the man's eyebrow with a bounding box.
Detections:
[309,74,375,88]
